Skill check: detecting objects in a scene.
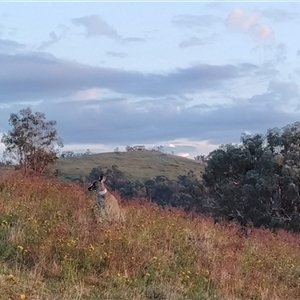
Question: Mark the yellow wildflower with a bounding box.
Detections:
[7,274,15,281]
[17,245,24,251]
[20,294,26,300]
[1,220,8,226]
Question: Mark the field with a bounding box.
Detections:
[1,175,300,300]
[54,151,205,181]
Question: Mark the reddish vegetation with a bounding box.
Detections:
[0,175,300,299]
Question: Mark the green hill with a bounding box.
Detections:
[54,150,205,182]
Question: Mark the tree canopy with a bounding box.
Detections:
[203,123,300,231]
[1,107,63,175]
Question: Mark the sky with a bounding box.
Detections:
[1,1,300,159]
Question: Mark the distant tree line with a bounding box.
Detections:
[87,122,300,233]
[60,149,92,158]
[86,165,207,212]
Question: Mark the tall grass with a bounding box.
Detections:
[0,175,300,300]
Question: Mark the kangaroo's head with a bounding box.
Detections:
[88,180,98,191]
[88,175,106,191]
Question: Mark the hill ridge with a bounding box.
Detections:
[55,150,204,182]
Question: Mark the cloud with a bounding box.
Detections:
[226,8,273,40]
[226,8,259,31]
[0,59,299,157]
[38,25,69,50]
[38,31,61,49]
[165,139,219,156]
[26,78,298,148]
[71,15,145,44]
[0,39,25,53]
[268,80,299,103]
[179,34,218,48]
[73,88,100,101]
[172,14,221,28]
[0,52,258,102]
[33,84,300,150]
[254,24,273,40]
[72,14,122,40]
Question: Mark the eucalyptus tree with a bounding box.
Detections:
[203,127,300,230]
[1,107,63,176]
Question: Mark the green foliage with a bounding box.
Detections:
[1,107,63,176]
[203,122,300,230]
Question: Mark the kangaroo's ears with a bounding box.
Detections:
[99,175,106,182]
[88,181,97,191]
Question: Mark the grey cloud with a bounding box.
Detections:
[0,52,258,102]
[254,60,279,78]
[72,15,122,40]
[195,103,298,143]
[0,38,25,53]
[268,80,299,101]
[248,80,298,108]
[247,93,274,107]
[34,90,300,147]
[179,37,206,48]
[251,44,286,77]
[71,15,144,44]
[38,31,61,50]
[132,96,192,115]
[38,25,69,50]
[172,14,221,28]
[1,76,299,149]
[179,34,218,48]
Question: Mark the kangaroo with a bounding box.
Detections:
[88,175,122,223]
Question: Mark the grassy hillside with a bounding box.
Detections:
[54,150,205,181]
[1,175,300,300]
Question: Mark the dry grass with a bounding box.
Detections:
[0,175,300,300]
